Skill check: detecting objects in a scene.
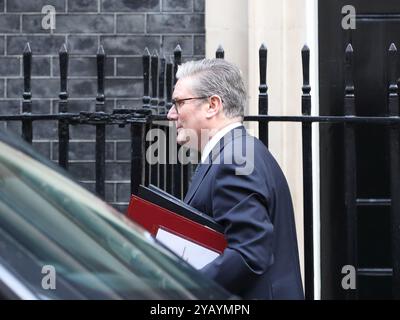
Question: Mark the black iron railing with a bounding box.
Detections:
[1,41,400,300]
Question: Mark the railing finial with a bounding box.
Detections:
[23,42,32,103]
[173,45,182,84]
[388,43,398,116]
[142,47,151,109]
[59,43,69,105]
[96,45,106,109]
[344,43,355,116]
[216,45,224,59]
[150,49,159,113]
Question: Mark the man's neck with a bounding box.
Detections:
[199,118,242,154]
[200,118,242,152]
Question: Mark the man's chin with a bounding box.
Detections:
[176,131,198,150]
[176,135,190,145]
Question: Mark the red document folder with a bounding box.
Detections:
[126,186,227,255]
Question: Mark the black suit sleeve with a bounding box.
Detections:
[200,160,275,295]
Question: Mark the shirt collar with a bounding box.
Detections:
[201,122,243,164]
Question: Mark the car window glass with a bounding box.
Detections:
[0,141,228,299]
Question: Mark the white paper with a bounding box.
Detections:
[156,228,220,269]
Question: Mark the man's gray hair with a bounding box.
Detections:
[176,59,246,119]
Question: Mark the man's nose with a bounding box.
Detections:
[167,106,178,120]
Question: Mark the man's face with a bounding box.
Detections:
[167,77,207,150]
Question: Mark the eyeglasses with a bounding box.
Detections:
[171,96,208,114]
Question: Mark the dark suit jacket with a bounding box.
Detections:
[184,125,304,300]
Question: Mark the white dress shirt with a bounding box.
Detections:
[201,122,242,164]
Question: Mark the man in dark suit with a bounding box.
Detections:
[167,58,304,300]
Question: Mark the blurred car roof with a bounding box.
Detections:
[0,130,234,300]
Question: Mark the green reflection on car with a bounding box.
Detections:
[0,138,232,300]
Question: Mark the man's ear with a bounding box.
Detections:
[205,95,222,119]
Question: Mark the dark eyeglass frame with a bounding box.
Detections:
[171,96,209,114]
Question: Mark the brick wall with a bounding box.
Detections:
[0,0,205,212]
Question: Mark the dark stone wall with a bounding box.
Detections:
[0,0,205,212]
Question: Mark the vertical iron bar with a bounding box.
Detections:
[150,50,159,187]
[95,45,106,199]
[164,120,169,192]
[151,50,159,114]
[22,43,32,144]
[301,45,314,300]
[158,56,166,190]
[142,48,151,188]
[173,45,181,84]
[343,43,358,300]
[131,120,146,196]
[144,121,151,187]
[174,45,183,198]
[216,45,224,59]
[151,122,160,189]
[158,55,166,114]
[166,59,174,194]
[258,44,269,148]
[388,43,400,299]
[58,44,69,170]
[143,48,151,110]
[166,58,173,111]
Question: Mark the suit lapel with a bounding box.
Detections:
[184,126,246,204]
[184,160,212,203]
